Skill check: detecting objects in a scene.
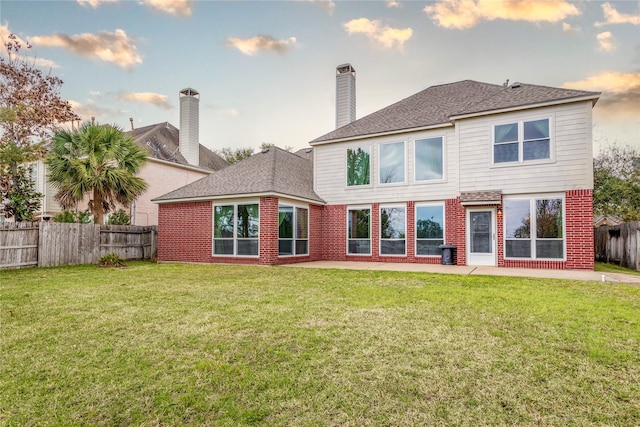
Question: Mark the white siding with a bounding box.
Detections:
[314,128,459,205]
[458,102,593,194]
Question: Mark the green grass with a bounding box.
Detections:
[595,261,640,276]
[1,262,639,426]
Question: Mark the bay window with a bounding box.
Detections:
[504,197,563,259]
[213,203,259,256]
[279,205,309,256]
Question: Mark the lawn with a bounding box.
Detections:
[1,262,639,426]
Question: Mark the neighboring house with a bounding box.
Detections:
[155,69,600,270]
[29,88,227,225]
[594,215,623,227]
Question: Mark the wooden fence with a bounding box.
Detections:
[0,222,157,269]
[594,221,640,271]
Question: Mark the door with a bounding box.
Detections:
[466,208,496,266]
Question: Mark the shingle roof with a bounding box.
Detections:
[153,146,324,203]
[127,122,228,172]
[310,80,600,144]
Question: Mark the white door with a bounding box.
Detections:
[466,208,496,266]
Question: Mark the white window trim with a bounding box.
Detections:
[346,205,372,256]
[212,200,260,258]
[413,136,446,183]
[503,194,566,261]
[379,204,407,257]
[345,145,373,188]
[415,202,446,258]
[491,116,554,167]
[278,204,309,257]
[378,141,407,186]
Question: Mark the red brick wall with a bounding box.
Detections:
[157,202,213,263]
[259,197,278,265]
[321,205,347,261]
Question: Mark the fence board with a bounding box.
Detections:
[594,221,640,271]
[0,222,157,269]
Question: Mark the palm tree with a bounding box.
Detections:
[46,123,148,224]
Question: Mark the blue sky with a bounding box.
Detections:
[1,0,638,153]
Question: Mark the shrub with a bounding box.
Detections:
[53,209,93,223]
[98,253,126,267]
[106,209,131,225]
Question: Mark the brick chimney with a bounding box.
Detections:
[336,63,356,129]
[179,88,200,166]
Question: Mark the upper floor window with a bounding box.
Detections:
[494,118,550,164]
[415,137,443,181]
[347,207,370,255]
[213,203,259,256]
[379,141,405,184]
[279,205,309,256]
[504,197,563,259]
[346,146,371,186]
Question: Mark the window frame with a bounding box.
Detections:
[415,203,445,257]
[346,145,372,188]
[278,204,309,257]
[346,205,372,256]
[378,141,406,185]
[492,117,553,166]
[379,204,407,256]
[414,136,445,183]
[212,201,260,258]
[503,195,565,261]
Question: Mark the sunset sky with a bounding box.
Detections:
[1,0,638,153]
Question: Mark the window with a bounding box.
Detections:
[415,137,443,181]
[494,118,550,164]
[346,147,371,186]
[347,208,370,255]
[504,197,563,259]
[379,141,405,184]
[213,203,259,256]
[279,205,308,256]
[380,206,406,255]
[415,204,444,256]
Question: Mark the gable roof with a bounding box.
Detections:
[127,122,228,172]
[153,146,324,204]
[311,80,600,144]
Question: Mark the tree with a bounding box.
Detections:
[46,123,148,225]
[593,144,640,222]
[216,147,254,164]
[0,33,75,220]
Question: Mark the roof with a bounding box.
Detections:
[311,80,600,144]
[153,146,324,204]
[127,122,228,172]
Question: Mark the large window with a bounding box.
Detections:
[346,146,371,186]
[380,205,406,255]
[279,205,309,256]
[379,141,405,184]
[347,208,370,255]
[415,137,443,181]
[494,118,550,164]
[213,203,259,256]
[504,197,563,259]
[415,204,444,256]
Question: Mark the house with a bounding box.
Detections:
[154,66,600,270]
[29,88,227,225]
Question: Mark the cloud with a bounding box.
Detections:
[0,24,60,68]
[117,92,172,109]
[597,31,616,52]
[424,0,580,30]
[343,18,413,49]
[30,29,142,69]
[595,2,640,27]
[77,0,119,8]
[563,71,640,119]
[225,35,298,56]
[68,99,115,123]
[562,22,580,32]
[296,0,336,15]
[144,0,194,17]
[386,0,401,8]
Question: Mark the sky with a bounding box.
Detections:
[1,0,639,154]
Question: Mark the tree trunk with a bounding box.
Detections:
[93,187,104,224]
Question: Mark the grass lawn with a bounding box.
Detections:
[1,262,639,426]
[595,261,640,277]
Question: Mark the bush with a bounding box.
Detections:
[98,253,126,267]
[53,209,92,223]
[106,209,131,225]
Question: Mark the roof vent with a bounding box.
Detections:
[511,82,521,88]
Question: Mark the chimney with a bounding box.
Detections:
[336,63,356,129]
[179,88,200,166]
